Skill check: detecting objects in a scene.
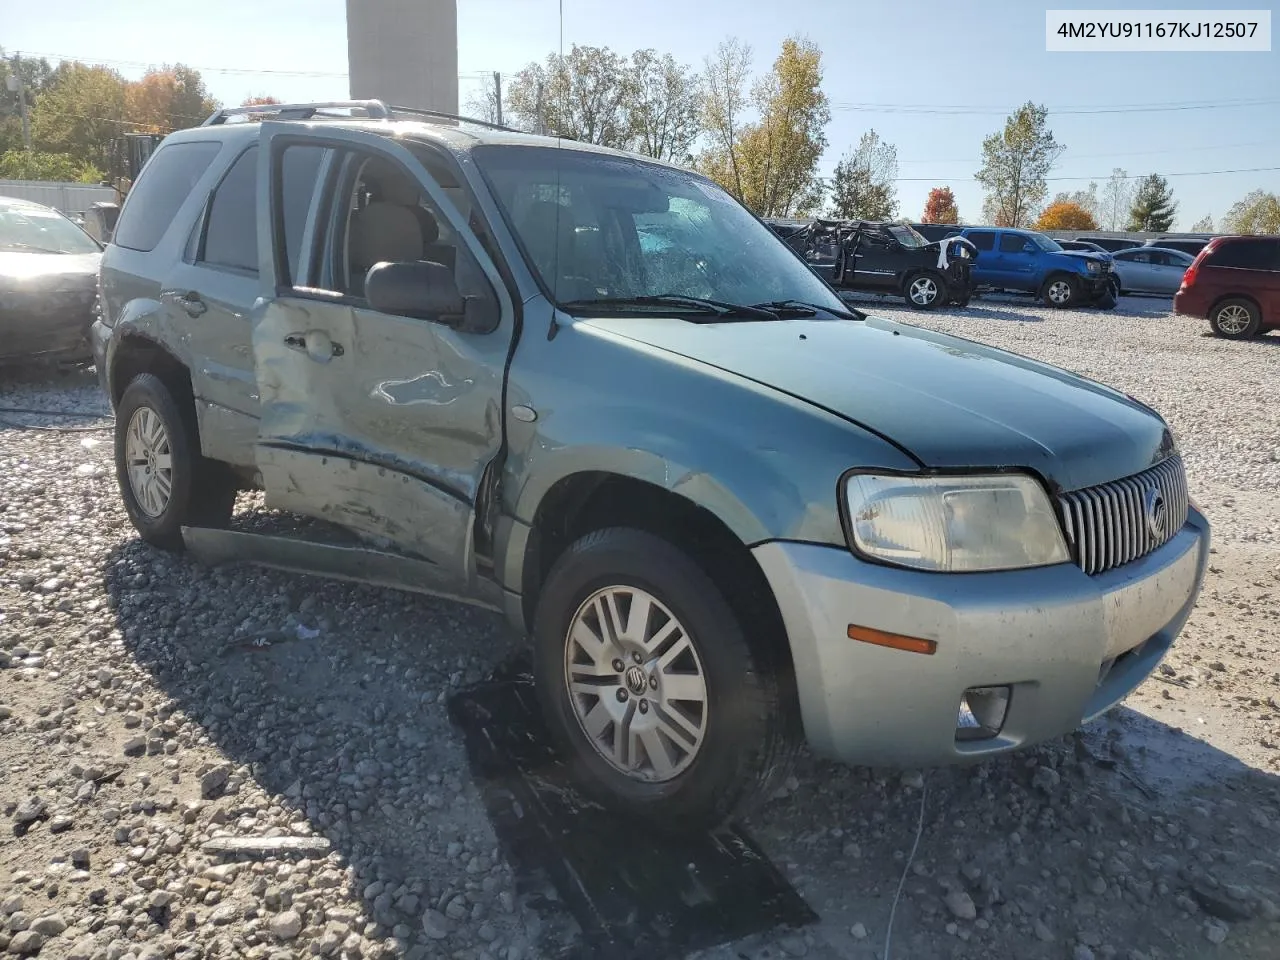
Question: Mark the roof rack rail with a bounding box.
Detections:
[201,99,519,133]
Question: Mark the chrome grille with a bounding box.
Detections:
[1058,455,1189,576]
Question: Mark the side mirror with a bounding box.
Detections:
[365,260,476,327]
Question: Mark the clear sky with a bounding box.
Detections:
[6,0,1278,228]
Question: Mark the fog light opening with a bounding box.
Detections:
[955,685,1011,742]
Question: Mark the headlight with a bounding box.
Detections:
[1086,261,1100,273]
[843,473,1070,572]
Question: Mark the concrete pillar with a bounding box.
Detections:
[345,0,459,115]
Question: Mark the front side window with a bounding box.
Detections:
[0,203,101,255]
[886,224,927,248]
[299,147,497,322]
[999,234,1027,253]
[472,144,848,314]
[199,146,259,273]
[113,141,221,252]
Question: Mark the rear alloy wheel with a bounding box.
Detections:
[905,272,948,310]
[1209,299,1261,339]
[533,527,798,831]
[1041,274,1080,308]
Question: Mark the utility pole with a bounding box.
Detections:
[492,71,502,127]
[6,54,31,150]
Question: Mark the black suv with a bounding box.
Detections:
[766,218,976,309]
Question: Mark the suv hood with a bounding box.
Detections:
[580,314,1171,493]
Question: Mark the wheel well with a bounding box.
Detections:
[111,335,194,410]
[521,472,794,671]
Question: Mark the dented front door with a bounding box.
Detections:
[250,123,515,592]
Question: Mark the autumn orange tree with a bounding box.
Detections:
[126,66,218,133]
[921,186,958,224]
[1035,200,1098,231]
[241,96,282,106]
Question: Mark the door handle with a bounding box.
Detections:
[178,291,207,317]
[284,331,344,362]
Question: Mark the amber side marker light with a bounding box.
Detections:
[847,624,937,656]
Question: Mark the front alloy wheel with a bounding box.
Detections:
[564,586,708,781]
[1042,275,1079,308]
[906,273,947,309]
[125,406,174,518]
[532,527,799,830]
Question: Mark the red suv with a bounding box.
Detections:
[1174,236,1280,339]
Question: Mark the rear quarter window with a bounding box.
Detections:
[113,141,222,253]
[1206,240,1280,271]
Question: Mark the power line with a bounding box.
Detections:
[896,138,1280,166]
[18,50,504,82]
[831,96,1280,116]
[891,165,1280,183]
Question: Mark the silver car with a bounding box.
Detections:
[1111,246,1194,296]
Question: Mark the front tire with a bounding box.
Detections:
[114,373,237,550]
[532,527,797,831]
[904,272,948,310]
[1040,274,1080,308]
[1209,298,1261,339]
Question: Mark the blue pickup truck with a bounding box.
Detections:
[948,227,1119,309]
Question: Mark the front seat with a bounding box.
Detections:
[348,201,424,297]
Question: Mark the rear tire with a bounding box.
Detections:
[1208,298,1261,339]
[114,373,237,550]
[532,527,798,832]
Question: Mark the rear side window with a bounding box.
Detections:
[113,141,221,252]
[968,231,996,251]
[998,234,1026,253]
[200,147,259,273]
[1206,239,1280,271]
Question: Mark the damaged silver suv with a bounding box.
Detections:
[94,101,1209,829]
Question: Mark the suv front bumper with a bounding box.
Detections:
[752,506,1209,767]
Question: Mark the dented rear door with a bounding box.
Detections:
[250,122,516,591]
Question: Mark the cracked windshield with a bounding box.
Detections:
[0,3,1277,960]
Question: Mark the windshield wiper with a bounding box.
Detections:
[558,294,780,321]
[0,243,66,254]
[751,299,861,320]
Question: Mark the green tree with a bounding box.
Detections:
[697,37,753,200]
[1127,174,1177,232]
[828,129,897,221]
[0,148,102,182]
[731,37,830,217]
[507,44,631,146]
[1220,191,1280,235]
[975,102,1063,227]
[627,49,702,164]
[921,186,959,224]
[1189,214,1215,233]
[30,62,129,169]
[0,51,55,153]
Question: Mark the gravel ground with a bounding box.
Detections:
[2,293,1279,960]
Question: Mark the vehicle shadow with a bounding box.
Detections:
[101,519,1280,960]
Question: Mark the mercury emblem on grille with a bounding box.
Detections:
[1145,486,1167,540]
